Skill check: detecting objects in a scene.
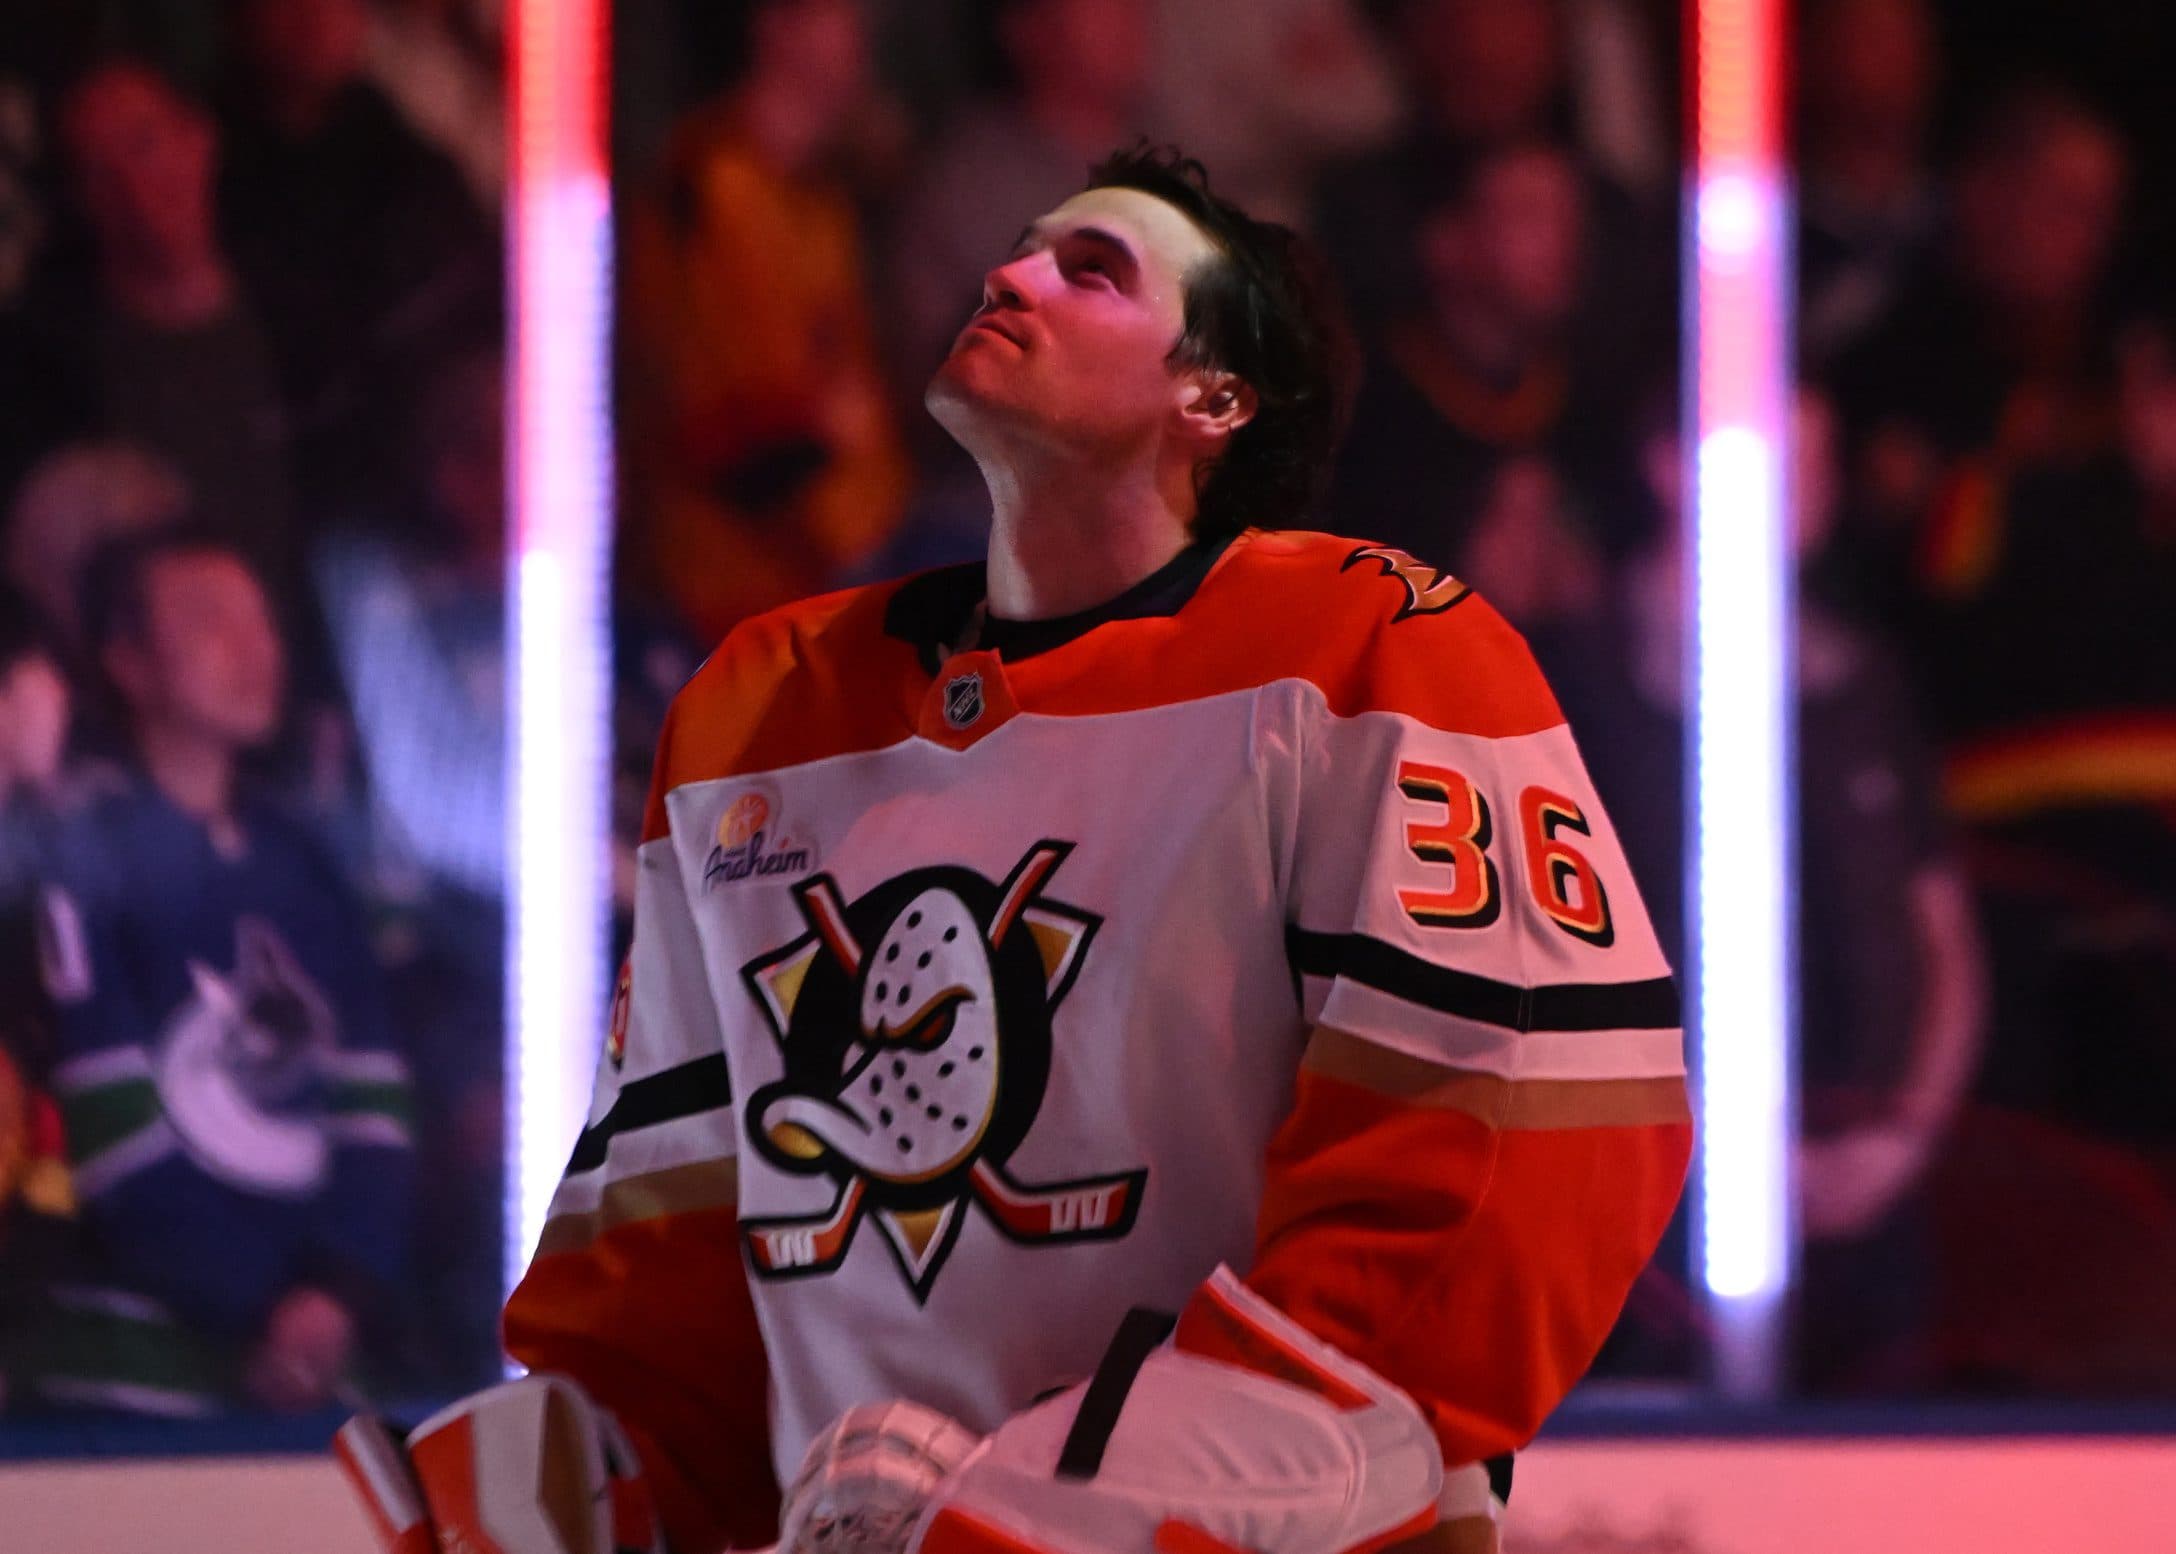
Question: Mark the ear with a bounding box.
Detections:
[1177,374,1259,449]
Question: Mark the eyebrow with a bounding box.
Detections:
[1010,222,1142,276]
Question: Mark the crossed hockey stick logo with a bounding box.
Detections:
[740,841,1147,1302]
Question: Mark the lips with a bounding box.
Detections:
[963,314,1025,348]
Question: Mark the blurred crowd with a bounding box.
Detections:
[0,0,2169,1423]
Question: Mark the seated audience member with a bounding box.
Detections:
[1536,389,1986,1392]
[1313,0,1669,350]
[32,530,414,1415]
[1795,0,1943,375]
[619,0,910,643]
[1831,87,2130,573]
[217,0,498,520]
[0,588,79,1410]
[5,442,190,654]
[313,350,699,1383]
[1327,140,1644,602]
[46,58,295,591]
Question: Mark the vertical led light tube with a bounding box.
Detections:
[508,0,613,1301]
[1691,0,1794,1397]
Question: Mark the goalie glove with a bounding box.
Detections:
[776,1399,983,1554]
[906,1266,1446,1554]
[335,1374,665,1554]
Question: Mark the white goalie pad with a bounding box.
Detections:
[906,1267,1445,1554]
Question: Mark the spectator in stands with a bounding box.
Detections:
[1832,88,2131,560]
[313,349,698,1382]
[1327,140,1642,609]
[33,529,414,1415]
[1796,0,1943,374]
[1313,0,1670,349]
[1897,299,2176,1207]
[1536,388,1987,1392]
[218,0,498,521]
[618,0,910,642]
[0,586,80,1412]
[1139,0,1401,229]
[48,59,294,590]
[5,442,189,655]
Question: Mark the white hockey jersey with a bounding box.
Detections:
[506,530,1691,1553]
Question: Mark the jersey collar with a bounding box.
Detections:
[884,532,1237,675]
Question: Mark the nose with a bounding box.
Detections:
[978,252,1039,314]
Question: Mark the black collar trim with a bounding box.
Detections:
[884,533,1235,671]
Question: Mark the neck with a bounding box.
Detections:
[137,719,237,826]
[979,443,1196,621]
[739,74,832,175]
[105,250,234,329]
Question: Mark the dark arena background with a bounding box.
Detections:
[1,0,2172,1548]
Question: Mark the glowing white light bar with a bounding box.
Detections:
[508,0,613,1301]
[1690,0,1794,1395]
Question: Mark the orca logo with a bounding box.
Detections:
[156,919,338,1195]
[739,841,1145,1301]
[1343,544,1472,621]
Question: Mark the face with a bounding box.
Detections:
[1420,147,1584,335]
[114,552,286,749]
[0,653,70,793]
[927,186,1225,457]
[61,66,219,271]
[239,0,369,99]
[1959,119,2126,312]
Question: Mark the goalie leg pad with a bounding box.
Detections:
[908,1267,1444,1554]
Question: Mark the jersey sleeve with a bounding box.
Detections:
[1256,590,1692,1468]
[502,699,779,1553]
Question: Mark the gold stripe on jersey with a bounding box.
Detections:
[1302,1028,1691,1131]
[537,1158,741,1259]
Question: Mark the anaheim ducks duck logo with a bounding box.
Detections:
[1343,543,1472,621]
[740,841,1146,1301]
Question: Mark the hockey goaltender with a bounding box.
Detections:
[337,142,1690,1554]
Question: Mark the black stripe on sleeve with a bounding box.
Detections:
[566,1054,735,1175]
[1286,927,1680,1034]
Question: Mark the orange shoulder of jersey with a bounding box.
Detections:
[1016,530,1568,739]
[640,579,927,842]
[641,532,1566,841]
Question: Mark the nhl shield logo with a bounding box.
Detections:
[943,672,984,730]
[739,841,1147,1301]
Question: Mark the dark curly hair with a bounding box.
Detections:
[1083,145,1359,540]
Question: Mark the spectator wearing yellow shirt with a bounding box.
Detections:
[619,0,910,643]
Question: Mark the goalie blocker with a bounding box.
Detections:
[335,1374,665,1554]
